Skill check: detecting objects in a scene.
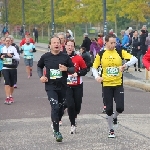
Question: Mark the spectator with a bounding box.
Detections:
[145,33,150,48]
[80,47,92,72]
[120,30,129,50]
[90,38,100,58]
[81,33,91,53]
[34,27,38,43]
[97,33,104,48]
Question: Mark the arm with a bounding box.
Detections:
[12,47,20,61]
[77,57,87,76]
[142,49,150,70]
[20,39,25,46]
[67,56,75,74]
[37,55,45,78]
[92,54,101,79]
[122,50,138,66]
[81,39,86,47]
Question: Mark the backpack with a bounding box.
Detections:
[98,48,123,63]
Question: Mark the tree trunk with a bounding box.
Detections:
[115,15,117,35]
[73,23,76,41]
[48,23,50,40]
[41,24,43,40]
[85,23,88,33]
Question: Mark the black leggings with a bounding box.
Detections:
[103,85,124,116]
[66,83,83,126]
[2,69,16,87]
[46,88,66,132]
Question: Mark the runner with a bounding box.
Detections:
[20,32,35,46]
[92,34,137,138]
[21,37,36,78]
[8,35,20,88]
[0,37,20,104]
[66,41,87,134]
[37,37,75,142]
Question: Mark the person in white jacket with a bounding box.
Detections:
[0,37,20,104]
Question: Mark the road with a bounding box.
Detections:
[0,51,150,150]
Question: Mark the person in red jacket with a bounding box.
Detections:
[97,33,104,48]
[65,40,87,134]
[20,32,35,46]
[142,47,150,70]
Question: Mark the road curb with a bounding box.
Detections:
[124,80,150,92]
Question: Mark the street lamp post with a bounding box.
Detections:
[51,0,55,36]
[103,0,107,36]
[22,0,25,37]
[4,0,8,31]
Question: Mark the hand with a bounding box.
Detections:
[7,53,12,57]
[138,46,140,50]
[40,76,48,83]
[29,49,33,52]
[1,55,5,58]
[59,64,67,71]
[72,72,78,77]
[119,64,126,72]
[96,76,103,83]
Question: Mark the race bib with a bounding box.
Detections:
[67,75,77,85]
[106,67,119,76]
[50,69,62,79]
[3,58,12,64]
[26,56,32,59]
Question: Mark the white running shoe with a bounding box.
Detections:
[59,121,62,126]
[51,124,54,132]
[70,125,76,134]
[108,129,115,138]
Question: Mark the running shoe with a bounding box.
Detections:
[59,121,62,126]
[14,84,17,88]
[108,129,115,138]
[102,107,106,113]
[4,98,11,105]
[70,125,76,134]
[9,97,14,103]
[53,131,63,142]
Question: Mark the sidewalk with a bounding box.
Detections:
[14,39,150,92]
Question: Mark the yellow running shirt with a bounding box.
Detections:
[93,49,132,86]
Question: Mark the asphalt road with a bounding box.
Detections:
[0,51,150,150]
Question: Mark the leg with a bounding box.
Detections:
[46,90,59,132]
[29,59,33,76]
[114,85,124,118]
[24,58,30,78]
[66,87,75,126]
[57,88,66,123]
[103,87,114,130]
[2,69,11,97]
[73,84,83,117]
[14,68,17,86]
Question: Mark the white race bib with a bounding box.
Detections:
[50,69,62,79]
[67,75,77,85]
[106,67,119,76]
[3,58,12,64]
[26,56,32,59]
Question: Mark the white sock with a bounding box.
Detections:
[107,115,113,130]
[113,111,119,119]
